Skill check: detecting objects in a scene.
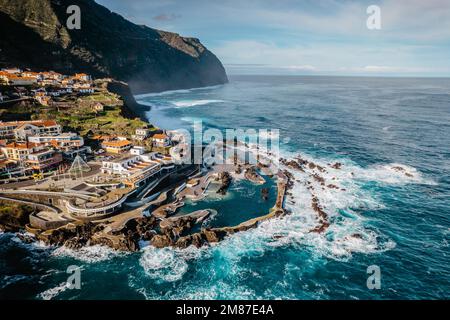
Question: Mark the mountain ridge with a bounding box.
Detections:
[0,0,228,94]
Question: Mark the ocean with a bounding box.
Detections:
[1,75,449,299]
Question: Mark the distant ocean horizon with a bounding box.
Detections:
[1,75,449,299]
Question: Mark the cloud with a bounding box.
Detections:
[98,0,450,41]
[96,0,450,76]
[214,40,449,76]
[282,65,316,71]
[152,13,181,22]
[363,65,399,72]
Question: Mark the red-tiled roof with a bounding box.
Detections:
[102,140,132,147]
[4,142,40,149]
[153,133,168,140]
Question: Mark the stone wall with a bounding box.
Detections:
[29,214,70,230]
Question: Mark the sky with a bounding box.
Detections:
[96,0,450,77]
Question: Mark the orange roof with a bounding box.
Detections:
[7,75,36,81]
[153,133,168,140]
[16,120,58,129]
[4,142,40,149]
[0,120,58,128]
[50,140,59,147]
[102,140,131,147]
[39,120,58,127]
[73,73,89,79]
[40,71,61,75]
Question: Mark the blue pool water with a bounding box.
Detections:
[178,177,277,229]
[1,75,449,299]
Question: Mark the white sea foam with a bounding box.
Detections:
[171,99,225,108]
[51,245,125,263]
[352,162,436,185]
[191,148,431,261]
[139,246,205,282]
[135,89,192,99]
[38,282,69,300]
[134,84,224,99]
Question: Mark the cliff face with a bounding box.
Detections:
[0,0,228,94]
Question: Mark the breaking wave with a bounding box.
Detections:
[246,149,431,259]
[134,84,224,99]
[38,282,69,300]
[135,147,433,287]
[139,246,205,282]
[51,245,126,263]
[171,99,225,108]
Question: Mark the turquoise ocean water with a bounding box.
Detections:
[1,75,449,299]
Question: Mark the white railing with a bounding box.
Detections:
[65,194,128,215]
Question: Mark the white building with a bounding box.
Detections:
[152,133,171,148]
[130,146,146,155]
[8,76,37,86]
[28,132,84,150]
[100,152,159,177]
[1,68,21,74]
[132,128,150,141]
[13,120,62,140]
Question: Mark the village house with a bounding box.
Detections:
[152,133,171,148]
[130,146,146,155]
[35,93,51,106]
[7,75,37,86]
[13,120,62,140]
[92,102,104,112]
[101,139,132,154]
[0,141,62,171]
[1,68,21,74]
[132,128,150,141]
[37,71,64,86]
[1,141,43,161]
[74,84,94,94]
[0,120,61,140]
[40,71,63,81]
[28,132,84,151]
[0,71,9,84]
[0,159,19,177]
[26,148,63,171]
[0,122,19,139]
[61,78,74,86]
[22,71,42,80]
[73,73,91,82]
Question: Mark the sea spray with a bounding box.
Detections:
[51,245,126,263]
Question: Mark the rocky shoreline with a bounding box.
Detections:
[12,152,419,252]
[4,148,392,253]
[15,161,291,252]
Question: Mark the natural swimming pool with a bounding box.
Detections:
[178,176,277,228]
